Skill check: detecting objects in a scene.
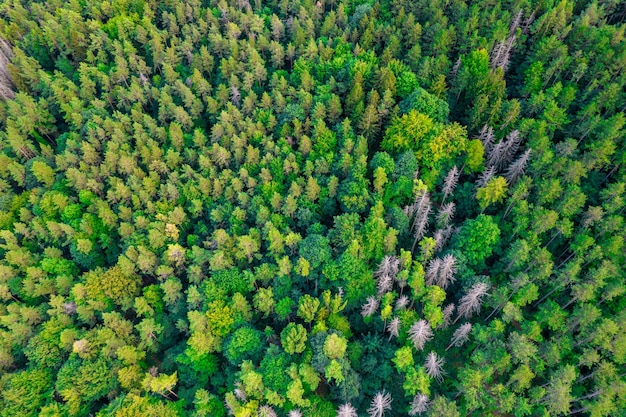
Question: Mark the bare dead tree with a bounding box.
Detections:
[409,394,430,415]
[234,382,247,401]
[288,410,303,417]
[434,226,453,253]
[375,255,400,279]
[368,391,393,417]
[455,282,489,323]
[502,130,522,166]
[425,258,441,286]
[487,139,508,170]
[476,165,497,188]
[0,38,15,100]
[442,166,459,203]
[257,405,277,417]
[510,9,524,34]
[437,254,457,289]
[446,323,473,350]
[395,295,410,311]
[230,85,241,107]
[504,149,532,184]
[522,11,535,34]
[437,202,456,228]
[361,296,380,318]
[424,352,445,382]
[408,320,433,351]
[387,316,400,340]
[440,304,456,329]
[451,57,462,78]
[377,274,394,296]
[410,192,432,253]
[477,125,495,155]
[337,403,358,417]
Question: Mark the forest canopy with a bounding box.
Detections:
[0,0,624,416]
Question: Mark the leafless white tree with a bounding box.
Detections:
[387,316,401,340]
[377,274,394,296]
[476,165,497,188]
[408,320,433,351]
[425,258,441,286]
[361,296,380,318]
[368,391,393,417]
[510,9,524,34]
[487,140,507,170]
[407,191,432,253]
[456,282,489,322]
[447,323,473,350]
[395,295,410,311]
[440,304,456,329]
[434,226,453,253]
[288,410,303,417]
[424,352,445,382]
[502,130,522,166]
[336,403,358,417]
[504,149,532,184]
[375,255,399,279]
[234,382,247,401]
[437,202,456,228]
[257,405,277,417]
[522,11,535,34]
[230,85,241,107]
[451,57,462,78]
[477,125,495,154]
[437,254,457,289]
[409,394,430,415]
[0,38,15,100]
[491,35,516,71]
[442,166,459,202]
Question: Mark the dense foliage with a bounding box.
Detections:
[0,0,624,416]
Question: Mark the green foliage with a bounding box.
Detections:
[454,215,501,267]
[224,327,263,365]
[476,176,508,210]
[0,369,53,417]
[0,0,624,416]
[281,323,308,355]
